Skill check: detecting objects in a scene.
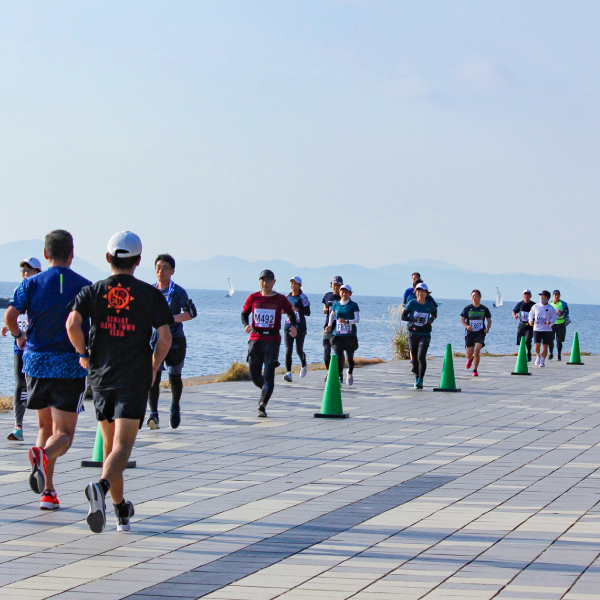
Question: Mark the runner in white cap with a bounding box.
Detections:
[283,276,310,382]
[512,289,535,362]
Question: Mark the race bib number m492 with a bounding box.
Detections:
[253,308,276,328]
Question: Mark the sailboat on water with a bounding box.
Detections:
[493,287,503,308]
[225,278,234,298]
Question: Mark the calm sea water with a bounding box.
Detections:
[0,288,597,395]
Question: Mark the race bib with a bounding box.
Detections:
[413,311,429,326]
[287,310,301,325]
[253,308,276,329]
[17,314,28,333]
[336,322,352,335]
[519,311,530,323]
[470,319,484,332]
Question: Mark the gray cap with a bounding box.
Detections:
[259,269,275,280]
[331,275,343,284]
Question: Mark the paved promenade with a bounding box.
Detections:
[1,356,600,600]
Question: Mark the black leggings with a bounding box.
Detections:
[331,336,357,379]
[517,326,533,358]
[323,336,332,369]
[148,371,183,415]
[408,335,430,379]
[549,323,566,357]
[13,353,27,427]
[248,340,280,407]
[284,330,306,372]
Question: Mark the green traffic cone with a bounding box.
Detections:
[567,331,585,365]
[433,343,461,392]
[315,354,349,418]
[511,337,531,375]
[81,423,137,468]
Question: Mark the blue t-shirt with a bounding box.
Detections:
[10,267,91,378]
[331,300,360,337]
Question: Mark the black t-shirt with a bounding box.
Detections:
[512,300,536,326]
[70,274,174,391]
[460,304,492,335]
[322,292,341,328]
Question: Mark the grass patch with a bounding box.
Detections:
[0,396,12,414]
[354,357,385,367]
[216,361,251,382]
[384,306,410,360]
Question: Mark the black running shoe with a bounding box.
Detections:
[257,404,267,418]
[170,406,181,429]
[146,414,159,430]
[548,353,553,360]
[85,482,106,533]
[115,500,135,532]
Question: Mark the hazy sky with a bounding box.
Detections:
[1,2,598,277]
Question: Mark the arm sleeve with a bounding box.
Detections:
[401,308,411,322]
[349,310,360,325]
[328,309,336,327]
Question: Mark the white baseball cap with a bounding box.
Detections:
[20,257,42,271]
[340,284,352,293]
[290,276,302,284]
[523,289,532,294]
[107,231,142,258]
[415,282,429,292]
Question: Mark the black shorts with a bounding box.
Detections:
[534,331,554,346]
[332,335,359,353]
[517,325,533,345]
[247,340,280,367]
[93,388,148,422]
[465,331,486,349]
[552,322,567,343]
[26,376,86,413]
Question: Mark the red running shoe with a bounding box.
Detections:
[466,360,472,369]
[28,447,47,494]
[40,490,60,510]
[473,370,479,377]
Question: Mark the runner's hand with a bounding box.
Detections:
[245,325,252,334]
[466,326,473,331]
[338,318,347,324]
[79,356,89,370]
[485,328,490,334]
[289,326,297,338]
[0,326,7,336]
[326,325,332,333]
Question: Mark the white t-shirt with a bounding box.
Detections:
[528,303,558,332]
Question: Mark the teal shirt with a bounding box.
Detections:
[404,299,437,335]
[331,300,359,337]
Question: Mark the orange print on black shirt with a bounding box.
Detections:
[104,283,135,314]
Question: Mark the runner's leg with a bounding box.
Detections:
[323,338,332,370]
[13,354,27,429]
[525,329,533,360]
[473,343,483,371]
[296,332,307,368]
[284,330,294,372]
[43,408,78,491]
[408,336,420,379]
[417,337,430,379]
[99,418,138,505]
[541,343,548,359]
[147,370,161,416]
[169,374,183,410]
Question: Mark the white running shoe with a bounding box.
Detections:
[300,366,307,378]
[347,373,354,386]
[283,372,292,382]
[535,355,541,367]
[540,358,545,368]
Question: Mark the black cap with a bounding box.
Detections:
[331,275,343,284]
[552,289,561,295]
[539,290,551,297]
[259,269,275,280]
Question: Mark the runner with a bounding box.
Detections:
[512,289,535,362]
[326,284,360,385]
[322,276,342,377]
[2,257,42,441]
[146,254,197,430]
[460,290,492,377]
[241,270,297,417]
[283,276,310,382]
[401,272,421,308]
[67,231,173,533]
[549,290,569,361]
[528,290,558,367]
[3,231,90,510]
[401,283,437,389]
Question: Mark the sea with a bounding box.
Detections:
[1,286,597,395]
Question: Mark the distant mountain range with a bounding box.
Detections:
[0,239,598,304]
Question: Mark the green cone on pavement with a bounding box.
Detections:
[567,332,584,365]
[433,343,461,392]
[315,354,349,418]
[512,337,531,375]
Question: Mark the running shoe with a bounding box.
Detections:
[300,366,307,378]
[527,356,532,362]
[466,360,472,369]
[535,355,541,367]
[540,358,545,368]
[257,404,267,418]
[28,447,47,494]
[85,481,106,533]
[7,428,24,441]
[283,372,293,382]
[40,490,60,510]
[170,406,181,430]
[413,378,419,389]
[472,370,479,377]
[557,356,562,362]
[147,414,159,430]
[347,373,354,386]
[115,500,135,532]
[416,378,424,390]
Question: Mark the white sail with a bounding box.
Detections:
[226,278,234,297]
[496,287,503,307]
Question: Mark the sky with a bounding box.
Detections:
[1,1,599,278]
